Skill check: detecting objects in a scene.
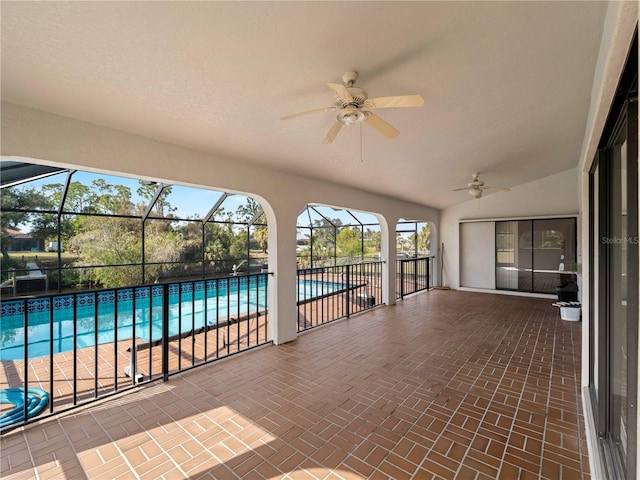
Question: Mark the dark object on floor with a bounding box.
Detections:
[557,278,578,302]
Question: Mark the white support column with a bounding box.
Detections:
[265,200,300,345]
[428,221,439,288]
[380,216,397,305]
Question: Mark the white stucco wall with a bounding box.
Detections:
[440,167,580,290]
[1,101,439,343]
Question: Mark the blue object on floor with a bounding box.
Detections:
[0,387,49,428]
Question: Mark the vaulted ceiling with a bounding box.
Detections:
[1,2,608,209]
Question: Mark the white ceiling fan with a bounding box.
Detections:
[453,173,510,199]
[281,71,424,144]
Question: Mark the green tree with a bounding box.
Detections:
[41,181,94,213]
[230,228,248,260]
[28,181,96,249]
[236,198,267,255]
[62,179,189,287]
[83,179,135,215]
[0,187,53,257]
[137,182,175,217]
[177,220,204,262]
[69,216,143,287]
[396,233,411,254]
[204,222,235,272]
[144,226,184,282]
[309,217,341,265]
[418,224,431,254]
[336,227,362,259]
[235,198,262,222]
[253,227,268,254]
[364,229,381,255]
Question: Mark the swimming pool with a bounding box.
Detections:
[0,275,348,361]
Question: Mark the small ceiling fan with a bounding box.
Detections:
[281,71,424,144]
[453,174,510,199]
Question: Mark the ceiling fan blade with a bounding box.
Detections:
[483,186,510,192]
[364,94,424,109]
[280,106,336,120]
[364,112,400,139]
[327,83,353,102]
[452,187,469,192]
[322,121,343,144]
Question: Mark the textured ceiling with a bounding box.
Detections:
[1,2,608,209]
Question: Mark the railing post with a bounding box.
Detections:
[400,260,405,299]
[132,288,138,385]
[413,259,418,294]
[427,258,431,290]
[177,284,182,371]
[23,298,28,425]
[73,295,78,403]
[49,297,55,413]
[93,293,99,397]
[345,264,351,318]
[162,284,170,382]
[113,292,118,392]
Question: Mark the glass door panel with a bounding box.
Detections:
[496,218,577,294]
[590,162,600,400]
[516,220,533,291]
[609,133,628,462]
[532,218,577,294]
[496,221,517,290]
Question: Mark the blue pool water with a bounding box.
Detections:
[0,276,347,361]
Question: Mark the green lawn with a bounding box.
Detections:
[7,251,78,268]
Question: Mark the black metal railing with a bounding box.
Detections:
[0,273,270,432]
[296,254,382,269]
[0,256,269,298]
[297,261,383,331]
[396,257,433,299]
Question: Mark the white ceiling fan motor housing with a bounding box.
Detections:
[334,87,368,108]
[342,71,359,86]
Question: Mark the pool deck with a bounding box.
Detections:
[1,313,269,416]
[1,279,375,418]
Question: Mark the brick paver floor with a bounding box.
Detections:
[0,290,589,479]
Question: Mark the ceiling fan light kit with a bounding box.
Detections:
[469,188,483,199]
[281,71,424,144]
[337,107,365,126]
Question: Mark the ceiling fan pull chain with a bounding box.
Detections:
[360,123,364,162]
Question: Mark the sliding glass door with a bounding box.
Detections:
[495,218,576,294]
[588,31,637,478]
